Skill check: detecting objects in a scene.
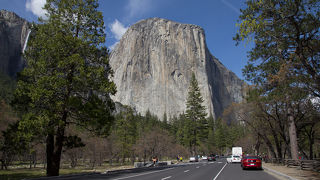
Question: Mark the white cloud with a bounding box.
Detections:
[110,19,128,40]
[126,0,152,18]
[108,19,128,50]
[26,0,47,18]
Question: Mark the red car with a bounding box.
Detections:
[207,155,216,161]
[241,156,262,170]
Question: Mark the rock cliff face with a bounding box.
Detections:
[110,18,245,119]
[0,10,30,77]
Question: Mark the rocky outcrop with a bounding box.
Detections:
[110,18,246,120]
[0,10,30,77]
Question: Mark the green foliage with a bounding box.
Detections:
[235,0,320,160]
[13,0,116,138]
[0,122,29,169]
[113,108,137,161]
[207,114,215,149]
[184,73,208,154]
[0,72,16,103]
[235,0,320,97]
[11,0,116,176]
[63,135,85,149]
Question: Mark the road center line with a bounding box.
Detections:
[111,168,175,180]
[213,163,227,180]
[184,170,190,172]
[161,176,172,180]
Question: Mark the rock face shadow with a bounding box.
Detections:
[110,17,246,119]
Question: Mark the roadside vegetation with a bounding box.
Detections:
[0,0,319,179]
[233,0,320,161]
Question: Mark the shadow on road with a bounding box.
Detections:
[27,165,177,180]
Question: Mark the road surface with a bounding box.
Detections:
[31,159,279,180]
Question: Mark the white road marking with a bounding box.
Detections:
[209,162,214,164]
[196,166,200,168]
[213,163,228,180]
[184,170,190,172]
[161,176,172,180]
[218,162,223,163]
[110,168,175,180]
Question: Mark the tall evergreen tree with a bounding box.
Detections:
[12,0,116,176]
[184,73,208,155]
[234,0,320,160]
[207,114,215,151]
[214,118,228,154]
[114,108,137,163]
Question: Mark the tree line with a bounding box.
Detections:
[1,0,318,177]
[0,69,244,173]
[0,0,244,176]
[233,0,320,161]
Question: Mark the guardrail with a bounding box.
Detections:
[269,158,320,172]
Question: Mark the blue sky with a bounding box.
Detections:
[0,0,252,80]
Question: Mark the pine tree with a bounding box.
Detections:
[214,118,226,154]
[184,73,208,155]
[207,114,215,151]
[12,0,116,176]
[114,108,137,163]
[234,0,320,160]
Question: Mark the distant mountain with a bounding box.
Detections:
[0,9,30,77]
[0,11,245,119]
[110,18,246,119]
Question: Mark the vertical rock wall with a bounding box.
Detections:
[110,18,245,119]
[0,10,29,77]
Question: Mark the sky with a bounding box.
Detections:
[0,0,253,80]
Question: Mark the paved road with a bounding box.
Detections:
[30,159,279,180]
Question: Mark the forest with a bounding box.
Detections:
[0,0,319,177]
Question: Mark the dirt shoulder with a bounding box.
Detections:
[263,163,320,180]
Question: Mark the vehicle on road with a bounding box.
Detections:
[232,155,241,163]
[207,156,216,161]
[227,155,241,163]
[232,147,242,157]
[207,154,216,161]
[201,156,208,161]
[226,155,232,163]
[189,156,199,162]
[241,156,262,170]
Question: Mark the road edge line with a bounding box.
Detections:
[213,162,227,180]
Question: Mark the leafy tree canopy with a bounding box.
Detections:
[12,0,116,176]
[235,0,320,97]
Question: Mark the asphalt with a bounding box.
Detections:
[27,159,281,180]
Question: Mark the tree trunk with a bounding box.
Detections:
[288,105,298,160]
[309,131,314,160]
[260,133,277,159]
[255,137,261,156]
[46,125,65,176]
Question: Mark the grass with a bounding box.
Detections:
[0,164,134,180]
[0,168,46,180]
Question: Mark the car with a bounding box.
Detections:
[201,156,208,161]
[189,156,199,162]
[241,156,262,170]
[227,155,241,163]
[232,155,241,163]
[226,155,232,163]
[207,155,216,161]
